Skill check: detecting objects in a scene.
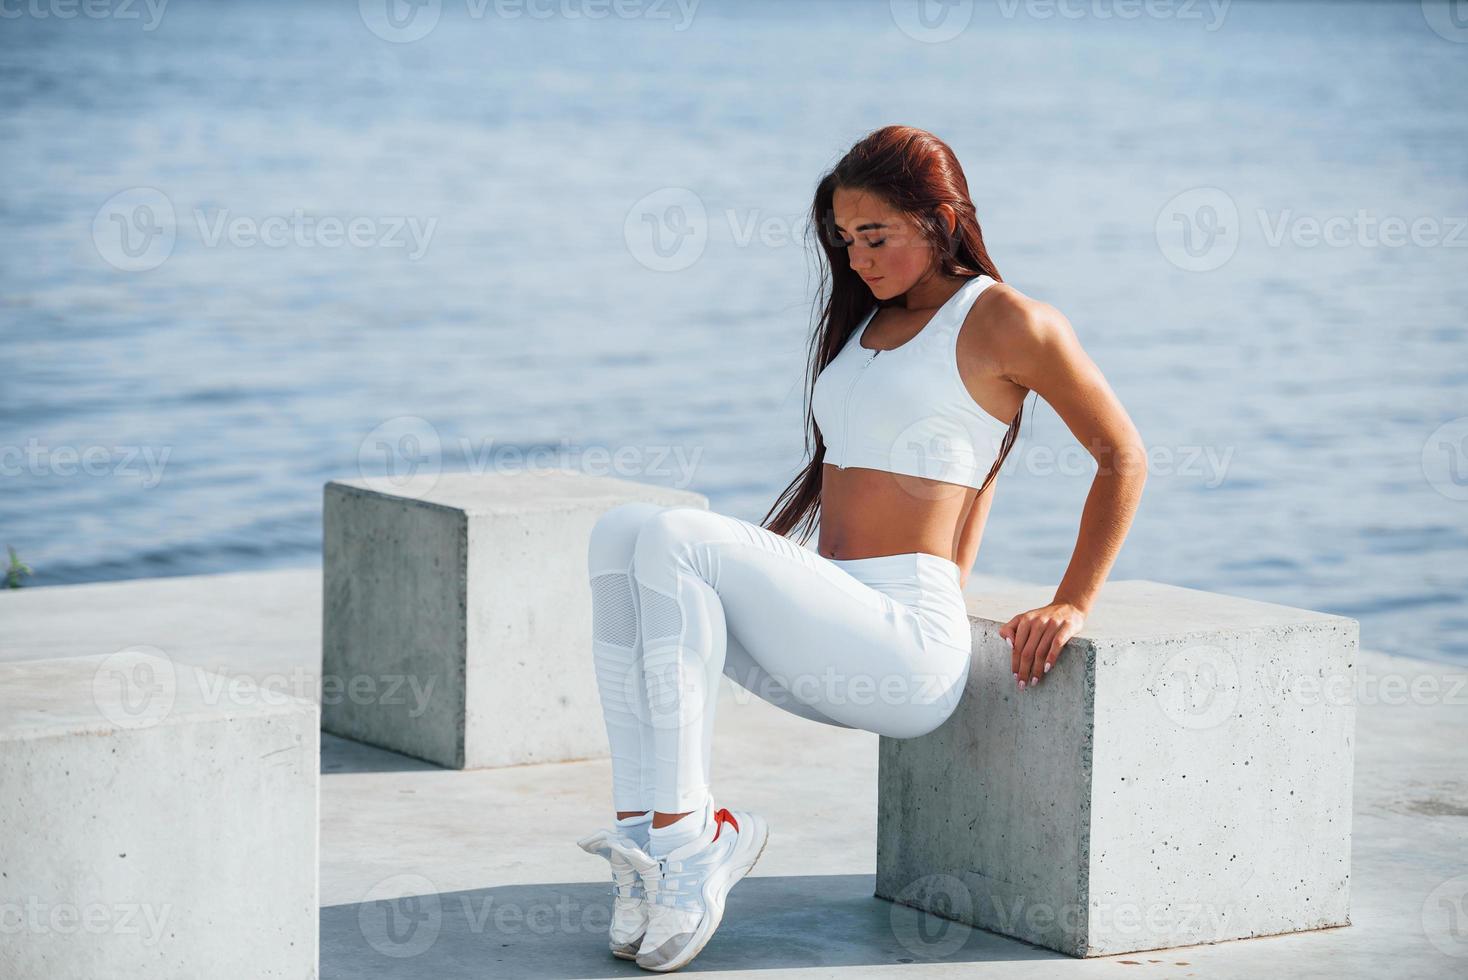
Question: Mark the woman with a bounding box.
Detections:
[577,125,1147,972]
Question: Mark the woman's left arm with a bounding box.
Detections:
[992,294,1149,691]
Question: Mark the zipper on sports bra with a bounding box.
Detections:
[839,345,881,466]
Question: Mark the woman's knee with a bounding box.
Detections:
[588,502,668,573]
[631,506,725,573]
[875,687,967,739]
[882,709,954,740]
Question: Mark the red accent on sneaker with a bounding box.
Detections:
[711,807,738,842]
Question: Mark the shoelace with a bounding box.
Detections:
[611,862,643,901]
[641,856,703,912]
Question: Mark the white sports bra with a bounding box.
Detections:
[812,274,1014,491]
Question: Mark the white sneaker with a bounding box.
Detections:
[629,802,770,972]
[576,826,650,960]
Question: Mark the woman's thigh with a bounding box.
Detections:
[720,628,858,730]
[632,507,968,739]
[592,502,858,730]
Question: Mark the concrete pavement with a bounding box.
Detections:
[4,567,1465,978]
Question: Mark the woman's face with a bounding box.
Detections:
[830,186,938,302]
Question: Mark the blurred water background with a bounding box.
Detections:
[2,0,1465,666]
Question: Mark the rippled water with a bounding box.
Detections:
[2,1,1465,666]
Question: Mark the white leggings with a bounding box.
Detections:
[586,502,972,816]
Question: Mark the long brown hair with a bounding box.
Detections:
[759,124,1026,542]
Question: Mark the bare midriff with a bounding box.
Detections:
[817,282,1025,563]
[816,465,978,562]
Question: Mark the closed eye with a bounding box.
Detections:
[830,219,889,249]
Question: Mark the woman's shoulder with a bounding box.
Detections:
[965,278,1071,345]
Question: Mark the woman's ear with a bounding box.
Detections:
[936,202,958,238]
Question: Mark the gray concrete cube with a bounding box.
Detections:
[0,651,318,979]
[322,470,705,769]
[876,579,1358,957]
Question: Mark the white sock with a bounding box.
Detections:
[648,801,711,858]
[614,811,652,850]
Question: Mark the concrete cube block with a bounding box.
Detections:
[876,579,1358,958]
[322,469,705,769]
[0,651,318,979]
